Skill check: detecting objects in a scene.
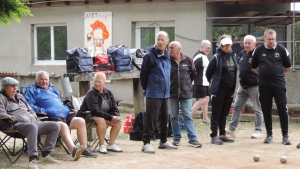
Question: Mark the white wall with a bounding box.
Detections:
[0,1,206,102]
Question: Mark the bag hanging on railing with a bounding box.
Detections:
[66,47,93,73]
[107,45,132,72]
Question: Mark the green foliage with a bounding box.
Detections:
[0,0,33,25]
[213,26,242,40]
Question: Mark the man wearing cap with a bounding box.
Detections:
[206,34,238,145]
[0,77,61,169]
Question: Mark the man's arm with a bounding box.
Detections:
[140,54,152,90]
[251,47,259,74]
[23,87,45,113]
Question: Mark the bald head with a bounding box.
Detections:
[169,41,182,61]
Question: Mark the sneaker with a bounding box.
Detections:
[107,144,123,152]
[225,128,236,138]
[142,143,155,154]
[41,154,60,163]
[251,131,262,139]
[28,159,39,169]
[82,148,98,158]
[72,145,85,161]
[158,141,178,149]
[263,134,273,143]
[188,140,202,148]
[211,136,223,145]
[172,140,180,146]
[219,135,234,142]
[296,143,300,148]
[282,136,291,145]
[201,119,210,124]
[99,145,107,154]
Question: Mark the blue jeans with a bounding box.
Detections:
[169,98,197,141]
[228,85,264,132]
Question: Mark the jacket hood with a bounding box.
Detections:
[149,45,168,58]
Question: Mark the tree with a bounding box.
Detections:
[0,0,33,25]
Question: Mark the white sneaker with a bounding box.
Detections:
[251,131,262,139]
[28,159,39,169]
[107,144,123,152]
[99,145,107,154]
[225,128,236,138]
[41,154,60,163]
[142,143,155,154]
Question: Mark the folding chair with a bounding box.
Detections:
[73,111,109,152]
[0,117,27,164]
[0,117,45,164]
[36,113,70,155]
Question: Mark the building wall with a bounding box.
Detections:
[0,1,206,102]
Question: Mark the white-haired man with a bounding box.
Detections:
[226,35,264,139]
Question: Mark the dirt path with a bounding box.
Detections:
[1,114,300,169]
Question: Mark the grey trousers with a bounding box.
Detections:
[228,85,264,132]
[15,121,60,157]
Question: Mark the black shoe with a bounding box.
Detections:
[282,136,291,145]
[82,148,98,158]
[297,143,300,148]
[264,134,273,143]
[211,136,223,145]
[219,135,234,142]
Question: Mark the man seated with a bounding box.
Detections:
[0,77,61,169]
[23,71,97,159]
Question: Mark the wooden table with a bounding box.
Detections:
[76,70,144,115]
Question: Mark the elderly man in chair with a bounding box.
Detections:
[0,77,61,169]
[23,71,97,159]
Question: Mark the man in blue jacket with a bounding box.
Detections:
[140,31,177,153]
[24,71,97,159]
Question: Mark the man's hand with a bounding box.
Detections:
[252,68,258,74]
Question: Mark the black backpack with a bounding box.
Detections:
[129,111,145,141]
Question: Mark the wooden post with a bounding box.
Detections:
[79,81,90,97]
[133,78,145,115]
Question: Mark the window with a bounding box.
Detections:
[135,21,175,49]
[34,24,67,65]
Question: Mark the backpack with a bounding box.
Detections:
[107,45,132,72]
[66,47,93,73]
[129,111,145,141]
[93,53,114,74]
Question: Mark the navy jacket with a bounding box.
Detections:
[206,47,238,95]
[140,46,171,98]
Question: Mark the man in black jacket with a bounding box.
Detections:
[226,35,263,139]
[252,29,292,145]
[169,41,202,148]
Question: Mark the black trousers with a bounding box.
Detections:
[210,87,234,138]
[142,98,169,144]
[259,86,289,136]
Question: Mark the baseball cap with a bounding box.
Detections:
[2,77,19,87]
[220,38,233,45]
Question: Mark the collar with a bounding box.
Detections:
[264,42,277,49]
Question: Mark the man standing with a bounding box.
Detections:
[192,40,211,124]
[169,41,202,148]
[0,77,61,169]
[251,29,292,145]
[140,31,177,154]
[226,35,264,139]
